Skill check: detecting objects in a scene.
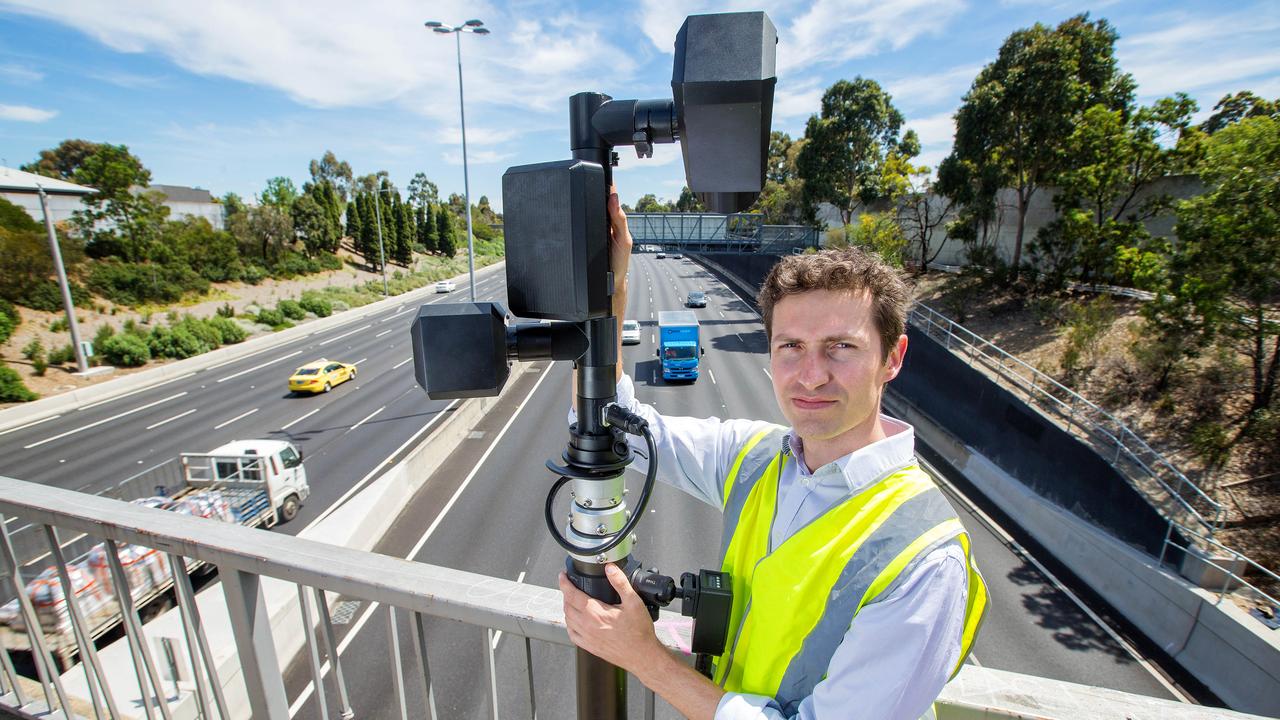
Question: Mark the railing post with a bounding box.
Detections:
[0,515,68,715]
[46,525,119,720]
[221,568,289,718]
[1159,522,1174,565]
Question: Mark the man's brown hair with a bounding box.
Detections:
[757,247,910,359]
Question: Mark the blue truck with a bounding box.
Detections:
[657,310,703,382]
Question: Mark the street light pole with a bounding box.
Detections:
[426,19,489,303]
[35,185,88,373]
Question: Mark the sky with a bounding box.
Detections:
[1,1,1278,213]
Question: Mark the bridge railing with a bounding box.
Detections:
[628,213,821,254]
[0,475,1265,719]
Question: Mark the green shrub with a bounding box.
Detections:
[241,263,267,285]
[87,260,210,306]
[276,299,306,321]
[255,308,286,327]
[100,332,151,367]
[47,344,76,366]
[0,299,17,344]
[173,316,222,351]
[49,317,69,332]
[18,280,91,312]
[147,325,211,359]
[299,293,332,318]
[216,302,236,318]
[21,338,43,362]
[207,315,248,344]
[0,364,37,402]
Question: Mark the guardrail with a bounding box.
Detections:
[0,476,1272,719]
[908,303,1280,613]
[908,302,1225,534]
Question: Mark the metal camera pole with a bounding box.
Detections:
[563,90,631,720]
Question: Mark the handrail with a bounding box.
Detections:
[907,302,1225,533]
[0,476,1271,719]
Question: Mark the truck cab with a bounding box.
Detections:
[657,310,703,382]
[182,439,310,525]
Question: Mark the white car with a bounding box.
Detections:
[435,280,456,293]
[621,319,641,345]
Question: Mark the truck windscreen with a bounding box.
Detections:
[664,346,696,360]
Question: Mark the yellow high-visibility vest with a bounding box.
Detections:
[712,428,988,712]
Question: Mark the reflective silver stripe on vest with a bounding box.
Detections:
[773,485,960,714]
[719,427,789,560]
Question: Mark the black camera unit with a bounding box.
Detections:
[410,11,775,717]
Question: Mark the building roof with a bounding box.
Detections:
[0,165,97,196]
[146,184,215,204]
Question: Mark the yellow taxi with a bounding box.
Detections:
[288,359,357,394]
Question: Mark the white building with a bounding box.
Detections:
[144,184,224,229]
[0,165,96,225]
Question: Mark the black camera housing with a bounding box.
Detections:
[501,159,609,322]
[411,302,509,399]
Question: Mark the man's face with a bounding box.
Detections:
[769,289,906,452]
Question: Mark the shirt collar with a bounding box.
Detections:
[787,415,916,495]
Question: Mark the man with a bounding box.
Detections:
[559,190,987,719]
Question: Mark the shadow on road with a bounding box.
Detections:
[709,327,768,355]
[1007,563,1136,663]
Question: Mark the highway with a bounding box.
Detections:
[0,262,510,571]
[276,253,1187,719]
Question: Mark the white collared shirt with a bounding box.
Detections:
[579,375,969,720]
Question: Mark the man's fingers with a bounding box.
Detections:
[604,564,642,607]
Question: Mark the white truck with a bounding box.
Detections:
[0,439,310,667]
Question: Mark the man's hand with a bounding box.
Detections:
[608,185,633,304]
[559,564,663,674]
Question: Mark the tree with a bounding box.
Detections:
[292,194,337,257]
[221,192,247,223]
[66,143,167,261]
[407,173,439,208]
[259,177,299,210]
[393,194,413,265]
[436,205,457,257]
[357,194,381,269]
[752,132,811,224]
[345,199,362,244]
[1199,91,1279,135]
[896,166,955,272]
[1031,95,1197,286]
[416,204,437,253]
[476,195,499,224]
[941,14,1135,270]
[1155,116,1280,437]
[354,171,390,195]
[21,139,105,180]
[634,194,666,212]
[308,151,353,201]
[795,78,919,234]
[675,187,705,213]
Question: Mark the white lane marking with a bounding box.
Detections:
[353,358,368,365]
[318,324,372,346]
[719,311,725,319]
[491,570,530,649]
[920,457,1192,702]
[374,329,392,338]
[288,365,555,717]
[145,408,197,430]
[24,392,189,449]
[708,369,717,384]
[80,373,196,410]
[216,350,303,383]
[299,399,461,533]
[650,311,654,319]
[346,406,385,433]
[762,367,772,379]
[281,408,321,431]
[214,408,258,430]
[0,414,60,437]
[392,357,413,370]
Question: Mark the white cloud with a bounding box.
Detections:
[0,103,57,122]
[442,149,514,166]
[774,79,824,121]
[0,63,44,84]
[88,70,168,89]
[0,0,639,122]
[777,0,965,75]
[1120,11,1280,102]
[905,111,955,149]
[884,65,981,111]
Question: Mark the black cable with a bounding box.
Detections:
[544,424,659,557]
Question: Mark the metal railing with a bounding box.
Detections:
[909,304,1280,612]
[628,213,821,254]
[908,302,1225,533]
[0,476,1270,719]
